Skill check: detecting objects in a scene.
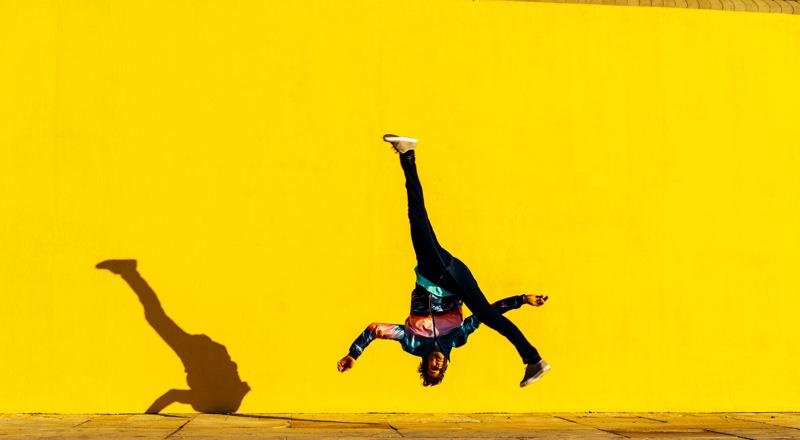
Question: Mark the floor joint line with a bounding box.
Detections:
[164,415,195,439]
[553,415,630,438]
[72,417,92,428]
[388,423,404,437]
[704,428,755,440]
[729,415,800,432]
[636,415,668,423]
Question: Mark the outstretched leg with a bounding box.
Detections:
[449,259,541,365]
[96,260,192,358]
[397,148,454,282]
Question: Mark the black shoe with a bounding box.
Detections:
[96,259,137,275]
[520,359,550,387]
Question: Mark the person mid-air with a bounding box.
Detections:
[337,135,550,387]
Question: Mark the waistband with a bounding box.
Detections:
[414,267,456,298]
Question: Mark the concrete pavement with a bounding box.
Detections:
[2,413,799,439]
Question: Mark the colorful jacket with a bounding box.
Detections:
[347,269,526,360]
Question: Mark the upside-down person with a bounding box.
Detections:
[337,135,550,387]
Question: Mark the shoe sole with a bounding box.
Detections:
[383,135,418,144]
[520,363,551,388]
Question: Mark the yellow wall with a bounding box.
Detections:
[1,0,799,413]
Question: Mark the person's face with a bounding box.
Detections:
[426,351,447,378]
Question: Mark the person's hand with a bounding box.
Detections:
[337,355,356,372]
[523,294,548,307]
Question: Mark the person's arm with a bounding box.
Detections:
[459,294,548,340]
[337,323,405,372]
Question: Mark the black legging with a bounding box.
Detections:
[400,150,541,364]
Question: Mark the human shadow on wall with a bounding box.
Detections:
[96,259,250,414]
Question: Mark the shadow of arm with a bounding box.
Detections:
[146,389,193,414]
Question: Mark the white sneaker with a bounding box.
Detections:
[383,134,418,144]
[383,134,418,154]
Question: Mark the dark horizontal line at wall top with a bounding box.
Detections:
[512,0,800,14]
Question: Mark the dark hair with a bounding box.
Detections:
[418,352,448,387]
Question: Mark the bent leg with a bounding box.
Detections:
[400,150,453,279]
[449,261,541,364]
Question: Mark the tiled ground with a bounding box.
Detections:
[1,413,799,439]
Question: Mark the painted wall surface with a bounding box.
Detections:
[1,0,799,413]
